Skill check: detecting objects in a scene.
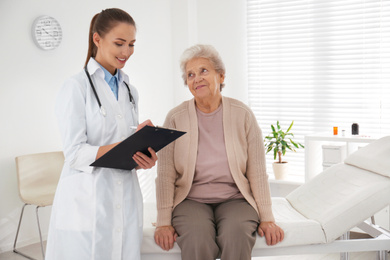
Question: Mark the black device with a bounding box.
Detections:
[352,123,359,135]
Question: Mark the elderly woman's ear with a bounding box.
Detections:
[219,73,225,90]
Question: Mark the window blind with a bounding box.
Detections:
[247,0,390,181]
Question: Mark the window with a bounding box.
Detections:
[247,0,390,181]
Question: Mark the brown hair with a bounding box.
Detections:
[84,8,136,67]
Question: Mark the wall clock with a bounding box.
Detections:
[32,15,62,50]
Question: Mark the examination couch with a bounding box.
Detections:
[140,136,390,260]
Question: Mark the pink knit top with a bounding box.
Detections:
[186,104,244,203]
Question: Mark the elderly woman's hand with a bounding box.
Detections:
[154,225,178,251]
[258,221,284,246]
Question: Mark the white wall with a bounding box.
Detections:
[171,0,248,105]
[0,0,248,252]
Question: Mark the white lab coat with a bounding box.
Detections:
[46,58,143,260]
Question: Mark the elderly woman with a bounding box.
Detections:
[154,44,284,260]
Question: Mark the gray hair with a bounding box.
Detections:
[180,44,226,90]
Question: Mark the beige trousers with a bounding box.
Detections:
[172,198,260,260]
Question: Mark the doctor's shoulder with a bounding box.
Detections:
[58,71,89,99]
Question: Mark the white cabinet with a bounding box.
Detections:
[304,133,377,182]
[322,144,346,170]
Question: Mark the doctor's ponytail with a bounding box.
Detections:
[84,8,136,67]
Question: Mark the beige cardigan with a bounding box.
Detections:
[156,96,275,226]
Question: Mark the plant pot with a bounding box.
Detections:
[272,162,288,180]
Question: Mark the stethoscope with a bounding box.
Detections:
[84,66,135,117]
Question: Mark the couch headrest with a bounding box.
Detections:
[344,136,390,178]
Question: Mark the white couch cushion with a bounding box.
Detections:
[253,197,326,248]
[344,135,390,177]
[141,198,326,254]
[286,163,390,242]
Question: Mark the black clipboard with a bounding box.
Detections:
[90,125,186,170]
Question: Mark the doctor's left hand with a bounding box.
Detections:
[133,119,158,169]
[136,119,154,132]
[133,147,158,170]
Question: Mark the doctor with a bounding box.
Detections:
[46,8,157,260]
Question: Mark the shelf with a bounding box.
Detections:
[269,177,304,185]
[305,132,378,143]
[304,132,379,182]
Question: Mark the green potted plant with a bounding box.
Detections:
[264,121,304,180]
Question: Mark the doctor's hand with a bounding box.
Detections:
[136,119,154,132]
[258,221,284,246]
[133,147,157,170]
[133,119,158,170]
[154,225,178,251]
